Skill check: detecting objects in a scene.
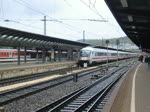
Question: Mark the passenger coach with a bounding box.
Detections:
[78,47,136,66]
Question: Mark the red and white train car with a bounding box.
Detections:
[0,49,36,58]
[78,47,137,66]
[0,49,20,58]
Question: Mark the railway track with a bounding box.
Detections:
[0,59,132,86]
[35,63,133,112]
[0,64,112,106]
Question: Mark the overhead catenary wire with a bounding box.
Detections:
[3,19,81,40]
[58,18,108,22]
[80,0,124,36]
[2,0,124,41]
[2,18,112,42]
[80,0,105,20]
[63,0,72,7]
[88,0,97,8]
[12,0,61,23]
[13,0,107,34]
[6,0,107,37]
[12,0,82,34]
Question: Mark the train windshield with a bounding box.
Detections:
[80,50,91,57]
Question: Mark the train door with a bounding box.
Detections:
[9,52,13,58]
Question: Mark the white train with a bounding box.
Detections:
[78,46,136,66]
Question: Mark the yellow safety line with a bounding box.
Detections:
[0,75,62,92]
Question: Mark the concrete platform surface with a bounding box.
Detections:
[135,63,150,112]
[0,61,76,79]
[102,63,150,112]
[0,61,75,70]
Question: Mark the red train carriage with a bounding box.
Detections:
[0,49,29,58]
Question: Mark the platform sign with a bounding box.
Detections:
[51,49,55,62]
[83,63,87,67]
[51,49,54,59]
[51,52,54,58]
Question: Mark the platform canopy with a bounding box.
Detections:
[0,26,90,49]
[105,0,150,52]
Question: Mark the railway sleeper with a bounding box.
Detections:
[72,100,86,103]
[95,108,102,112]
[69,102,82,105]
[67,104,80,107]
[102,99,108,102]
[97,105,104,109]
[63,106,77,110]
[60,109,73,112]
[101,101,107,104]
[74,99,87,102]
[77,97,91,99]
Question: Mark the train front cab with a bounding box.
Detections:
[78,50,92,67]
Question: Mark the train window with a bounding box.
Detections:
[111,53,117,56]
[120,54,124,56]
[95,52,99,56]
[98,53,102,56]
[95,52,106,56]
[80,50,91,57]
[95,52,97,56]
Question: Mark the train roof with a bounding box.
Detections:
[81,47,115,53]
[81,46,137,54]
[94,46,135,53]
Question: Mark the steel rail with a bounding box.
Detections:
[35,65,128,112]
[0,65,108,106]
[79,67,129,112]
[87,68,128,112]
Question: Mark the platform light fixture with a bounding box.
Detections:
[120,0,128,7]
[128,15,133,22]
[131,26,136,29]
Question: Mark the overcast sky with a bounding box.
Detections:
[0,0,126,41]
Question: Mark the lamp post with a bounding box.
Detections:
[83,30,85,42]
[116,40,120,66]
[105,40,109,66]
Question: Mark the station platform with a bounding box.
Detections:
[102,62,150,112]
[0,58,70,69]
[0,61,76,80]
[0,59,71,69]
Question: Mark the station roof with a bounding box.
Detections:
[104,0,150,52]
[0,26,90,49]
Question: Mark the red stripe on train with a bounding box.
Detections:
[92,56,128,59]
[92,57,115,59]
